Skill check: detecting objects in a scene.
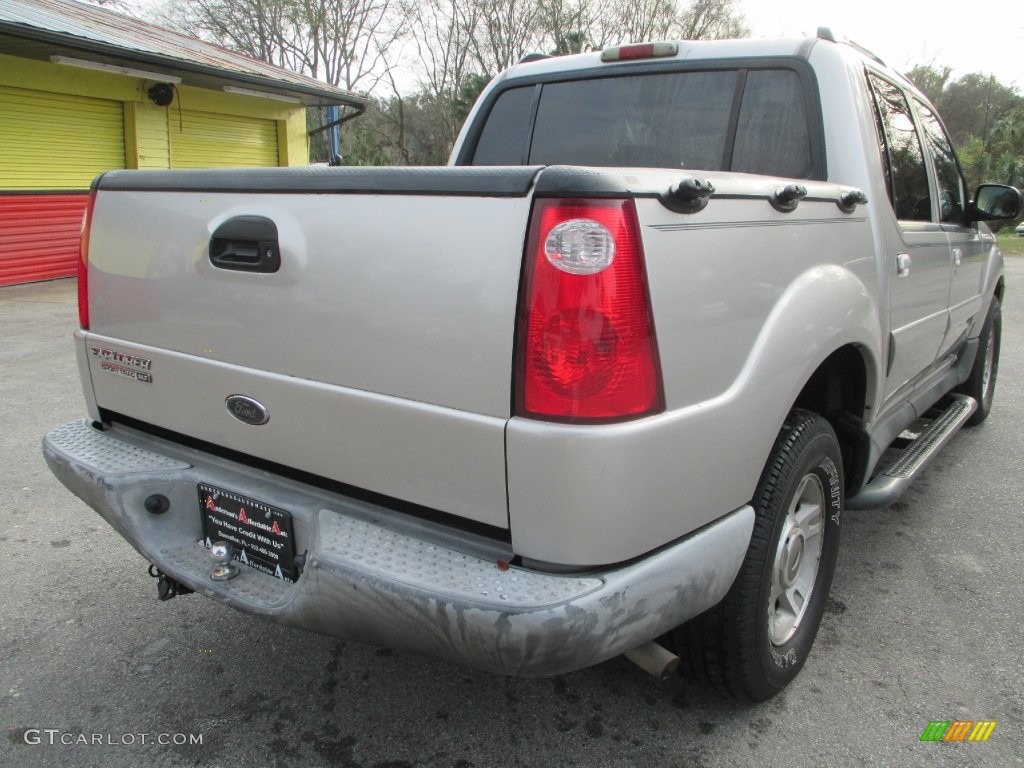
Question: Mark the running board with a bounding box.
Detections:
[847,395,977,510]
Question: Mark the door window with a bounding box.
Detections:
[866,73,932,222]
[915,101,967,223]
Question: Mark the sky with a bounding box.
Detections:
[737,0,1024,88]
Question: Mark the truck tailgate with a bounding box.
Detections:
[82,167,541,529]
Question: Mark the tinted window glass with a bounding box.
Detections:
[916,100,966,223]
[528,70,738,170]
[472,86,535,165]
[867,80,894,203]
[867,74,932,221]
[470,68,819,177]
[732,70,812,178]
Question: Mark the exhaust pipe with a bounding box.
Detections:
[624,641,680,679]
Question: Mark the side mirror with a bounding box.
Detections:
[970,184,1023,221]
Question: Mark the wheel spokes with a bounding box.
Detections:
[792,501,823,541]
[778,585,804,616]
[768,472,826,646]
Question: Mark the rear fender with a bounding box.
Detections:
[507,265,882,566]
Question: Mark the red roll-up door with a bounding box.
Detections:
[0,85,124,285]
[0,193,88,286]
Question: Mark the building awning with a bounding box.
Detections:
[0,0,367,108]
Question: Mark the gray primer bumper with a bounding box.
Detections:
[43,419,753,676]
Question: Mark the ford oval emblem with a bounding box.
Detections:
[225,395,269,426]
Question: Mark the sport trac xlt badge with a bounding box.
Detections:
[89,346,152,383]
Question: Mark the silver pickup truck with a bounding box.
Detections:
[44,31,1021,702]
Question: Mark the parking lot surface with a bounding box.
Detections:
[1,261,1022,767]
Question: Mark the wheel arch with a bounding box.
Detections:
[792,344,875,492]
[735,264,881,495]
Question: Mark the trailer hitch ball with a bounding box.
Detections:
[209,541,240,582]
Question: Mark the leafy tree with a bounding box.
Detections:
[907,65,1023,194]
[939,73,1021,149]
[985,106,1024,188]
[905,64,952,107]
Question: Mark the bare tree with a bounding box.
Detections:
[609,0,745,43]
[405,0,483,144]
[537,0,745,56]
[162,0,300,72]
[535,0,616,53]
[466,0,541,75]
[608,0,678,43]
[162,0,405,92]
[294,0,405,91]
[678,0,746,40]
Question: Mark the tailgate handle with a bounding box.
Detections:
[210,216,281,273]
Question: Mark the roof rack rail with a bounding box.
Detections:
[816,27,886,67]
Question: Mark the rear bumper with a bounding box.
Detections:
[43,419,753,676]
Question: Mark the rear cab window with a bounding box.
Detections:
[465,61,823,180]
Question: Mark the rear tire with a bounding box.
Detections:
[959,296,1001,426]
[675,410,843,702]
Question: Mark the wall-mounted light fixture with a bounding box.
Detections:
[49,55,182,84]
[147,83,175,106]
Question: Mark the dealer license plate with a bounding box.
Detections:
[198,484,298,582]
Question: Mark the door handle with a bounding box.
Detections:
[210,216,280,273]
[896,252,912,278]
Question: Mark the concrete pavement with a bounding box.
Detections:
[1,266,1021,767]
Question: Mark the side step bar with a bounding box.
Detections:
[847,395,977,510]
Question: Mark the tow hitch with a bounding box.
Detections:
[148,564,194,601]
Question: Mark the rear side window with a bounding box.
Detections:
[732,70,812,178]
[470,66,819,179]
[867,73,932,222]
[472,86,535,165]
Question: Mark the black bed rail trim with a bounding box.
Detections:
[96,166,545,197]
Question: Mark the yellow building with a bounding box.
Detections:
[0,0,364,285]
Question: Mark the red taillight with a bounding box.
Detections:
[78,190,96,329]
[515,198,664,422]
